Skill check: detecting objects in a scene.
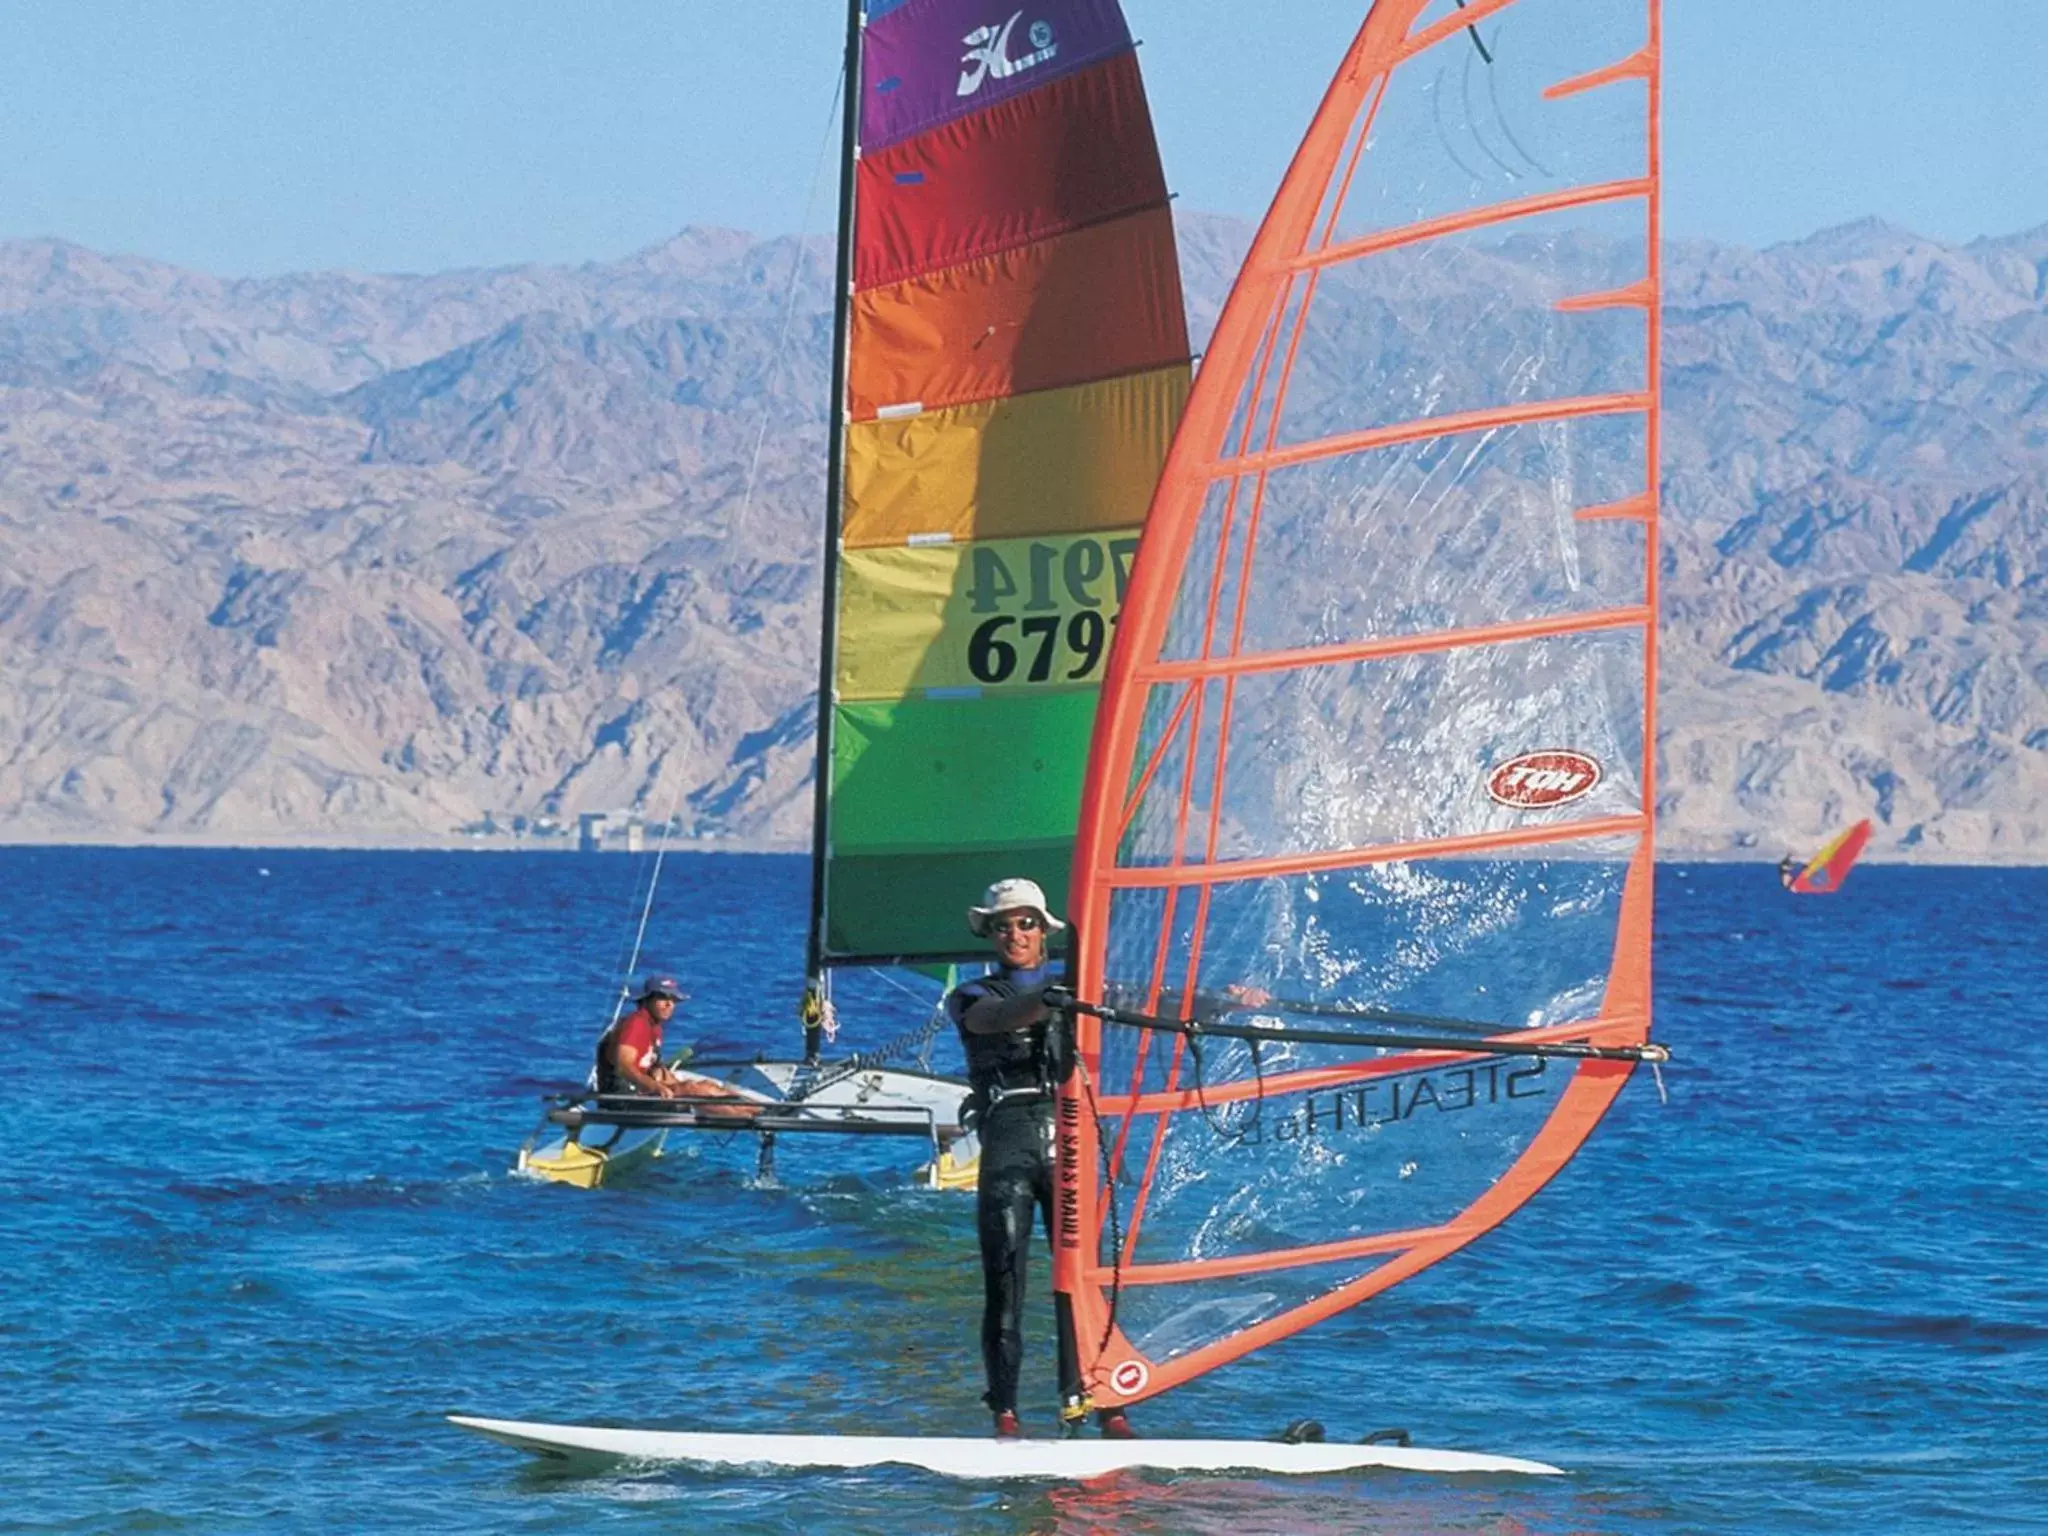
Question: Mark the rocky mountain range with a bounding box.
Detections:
[2,213,2045,858]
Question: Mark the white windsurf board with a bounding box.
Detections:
[447,1414,1562,1479]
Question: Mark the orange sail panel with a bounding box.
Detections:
[847,208,1187,421]
[1056,0,1664,1407]
[1789,819,1872,894]
[820,0,1192,963]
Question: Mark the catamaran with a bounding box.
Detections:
[518,0,1190,1191]
[470,0,1672,1474]
[516,1046,979,1189]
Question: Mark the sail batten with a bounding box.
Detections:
[1101,816,1649,887]
[1138,605,1654,680]
[1211,392,1656,478]
[1293,176,1653,268]
[1057,0,1662,1407]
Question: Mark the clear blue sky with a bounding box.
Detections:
[1,0,2041,276]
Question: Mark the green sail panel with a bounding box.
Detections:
[824,689,1096,959]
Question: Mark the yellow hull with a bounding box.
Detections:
[517,1129,667,1190]
[917,1139,981,1193]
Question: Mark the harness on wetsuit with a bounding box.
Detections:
[954,971,1060,1125]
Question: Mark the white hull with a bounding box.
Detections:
[447,1415,1562,1479]
[746,1061,966,1123]
[514,1060,975,1188]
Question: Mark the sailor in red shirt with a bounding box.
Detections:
[596,976,758,1119]
[597,976,692,1096]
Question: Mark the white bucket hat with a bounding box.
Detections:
[967,877,1067,937]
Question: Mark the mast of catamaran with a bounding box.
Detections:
[801,0,867,1056]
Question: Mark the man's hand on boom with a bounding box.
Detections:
[960,986,1057,1036]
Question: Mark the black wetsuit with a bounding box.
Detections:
[947,963,1082,1416]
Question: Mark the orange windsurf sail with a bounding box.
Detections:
[1787,819,1873,894]
[1054,0,1667,1410]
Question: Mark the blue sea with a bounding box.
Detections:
[2,848,2042,1534]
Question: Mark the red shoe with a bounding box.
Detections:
[993,1410,1023,1439]
[1097,1408,1137,1440]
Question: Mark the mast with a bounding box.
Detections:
[804,0,865,995]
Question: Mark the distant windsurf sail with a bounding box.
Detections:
[1786,819,1872,894]
[1055,0,1665,1407]
[807,0,1193,969]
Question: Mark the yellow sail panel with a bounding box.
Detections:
[836,530,1140,700]
[843,366,1189,549]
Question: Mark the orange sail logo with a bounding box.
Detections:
[1486,750,1603,809]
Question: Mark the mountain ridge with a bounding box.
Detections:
[3,212,2045,858]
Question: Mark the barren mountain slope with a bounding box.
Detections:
[1,215,2044,855]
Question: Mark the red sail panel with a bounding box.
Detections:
[846,206,1187,421]
[1790,819,1872,894]
[1055,0,1664,1409]
[856,51,1168,289]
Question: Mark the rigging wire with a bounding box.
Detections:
[1188,1027,1267,1140]
[1485,45,1555,179]
[1078,1055,1124,1363]
[1460,36,1524,181]
[789,987,953,1101]
[601,836,669,1030]
[1453,0,1494,63]
[732,66,847,537]
[1444,5,1554,191]
[1429,64,1490,187]
[866,964,956,1071]
[607,65,847,1020]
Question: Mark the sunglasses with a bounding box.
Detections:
[990,914,1043,936]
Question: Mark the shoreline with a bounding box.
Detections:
[1,832,2038,867]
[0,830,792,856]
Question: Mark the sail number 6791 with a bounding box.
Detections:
[963,536,1139,686]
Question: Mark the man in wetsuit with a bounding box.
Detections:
[946,878,1135,1442]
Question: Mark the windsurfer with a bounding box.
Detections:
[1777,856,1800,889]
[597,977,754,1117]
[948,878,1135,1442]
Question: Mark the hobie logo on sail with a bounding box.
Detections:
[1109,1359,1149,1396]
[957,12,1058,97]
[1486,750,1603,809]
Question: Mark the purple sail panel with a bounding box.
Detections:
[862,0,1133,152]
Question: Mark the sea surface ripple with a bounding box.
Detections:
[2,849,2043,1533]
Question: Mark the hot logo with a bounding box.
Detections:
[957,11,1059,97]
[1486,749,1603,809]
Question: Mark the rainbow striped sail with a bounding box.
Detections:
[810,0,1191,967]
